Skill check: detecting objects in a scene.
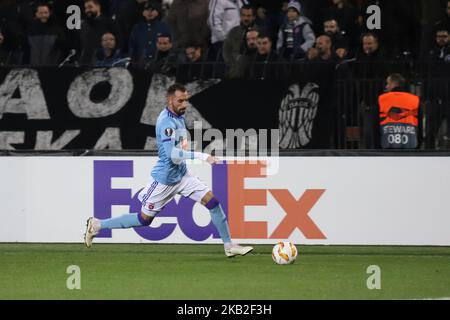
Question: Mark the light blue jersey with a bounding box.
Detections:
[151,107,197,185]
[98,108,233,249]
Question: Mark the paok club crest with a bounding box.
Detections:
[279,83,320,148]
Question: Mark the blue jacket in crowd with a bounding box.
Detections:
[129,18,171,66]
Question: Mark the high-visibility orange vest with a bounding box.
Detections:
[378,91,420,148]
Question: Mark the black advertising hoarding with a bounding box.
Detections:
[0,63,334,150]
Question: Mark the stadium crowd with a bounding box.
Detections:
[0,0,448,79]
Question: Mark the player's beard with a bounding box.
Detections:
[177,107,186,115]
[174,105,186,115]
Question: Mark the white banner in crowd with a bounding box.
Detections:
[1,157,450,245]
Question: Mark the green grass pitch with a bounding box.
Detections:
[1,244,449,300]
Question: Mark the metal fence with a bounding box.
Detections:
[169,59,450,150]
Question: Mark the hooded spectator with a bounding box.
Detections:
[276,1,315,61]
[129,0,171,67]
[115,0,149,55]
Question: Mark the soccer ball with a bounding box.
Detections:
[272,242,298,265]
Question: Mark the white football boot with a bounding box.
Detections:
[84,217,101,248]
[224,243,254,257]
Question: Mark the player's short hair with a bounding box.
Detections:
[167,83,187,97]
[388,73,406,88]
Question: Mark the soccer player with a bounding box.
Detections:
[84,83,253,257]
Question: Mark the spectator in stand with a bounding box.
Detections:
[356,32,385,62]
[323,18,349,59]
[165,0,210,51]
[244,28,259,55]
[148,33,178,75]
[276,1,315,61]
[354,33,388,79]
[181,42,205,63]
[246,30,284,80]
[427,28,450,63]
[95,32,127,67]
[114,0,149,55]
[176,40,212,82]
[323,0,359,55]
[429,1,450,60]
[234,28,259,78]
[307,34,340,64]
[223,5,258,78]
[129,1,171,67]
[79,0,118,65]
[208,0,242,61]
[24,2,67,66]
[359,0,421,59]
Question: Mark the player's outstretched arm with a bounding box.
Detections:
[162,139,219,165]
[181,138,220,164]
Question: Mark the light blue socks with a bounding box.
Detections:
[206,198,231,245]
[100,213,145,229]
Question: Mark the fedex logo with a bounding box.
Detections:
[94,160,326,241]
